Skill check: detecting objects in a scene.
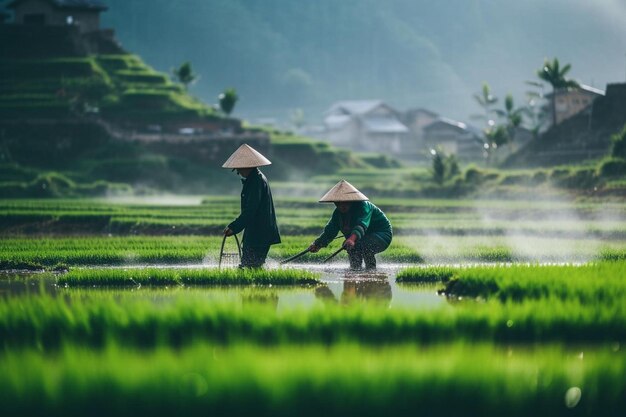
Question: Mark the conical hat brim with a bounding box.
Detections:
[319,180,368,202]
[222,144,272,168]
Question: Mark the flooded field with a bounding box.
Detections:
[1,197,625,416]
[0,265,447,311]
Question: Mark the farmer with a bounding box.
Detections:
[222,144,281,268]
[308,180,392,270]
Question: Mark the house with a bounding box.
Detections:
[323,100,410,155]
[422,117,485,160]
[547,84,605,126]
[403,108,439,137]
[591,82,626,131]
[401,107,440,156]
[7,0,107,33]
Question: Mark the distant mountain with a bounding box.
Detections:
[90,0,626,123]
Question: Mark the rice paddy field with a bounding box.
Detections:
[1,196,626,416]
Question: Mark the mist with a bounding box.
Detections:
[101,0,626,124]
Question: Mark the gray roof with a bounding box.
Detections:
[8,0,108,11]
[326,100,385,116]
[546,84,605,98]
[362,117,408,134]
[405,108,439,118]
[324,114,352,130]
[424,117,468,133]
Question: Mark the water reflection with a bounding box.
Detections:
[316,273,392,307]
[0,272,57,298]
[0,268,446,310]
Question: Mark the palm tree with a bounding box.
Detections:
[471,82,499,128]
[536,58,579,127]
[524,81,548,139]
[495,94,523,140]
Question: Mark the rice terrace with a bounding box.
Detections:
[2,0,626,416]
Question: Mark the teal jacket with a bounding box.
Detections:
[314,201,392,247]
[228,168,281,247]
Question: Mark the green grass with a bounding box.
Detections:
[0,343,623,417]
[58,267,320,287]
[397,262,626,305]
[4,233,626,270]
[396,266,458,283]
[1,196,626,416]
[0,235,426,269]
[2,197,626,244]
[441,262,626,304]
[2,288,625,348]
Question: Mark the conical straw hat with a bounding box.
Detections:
[222,144,272,169]
[318,180,368,202]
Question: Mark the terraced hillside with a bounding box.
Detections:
[0,54,222,122]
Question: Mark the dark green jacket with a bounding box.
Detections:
[228,168,281,247]
[314,201,392,247]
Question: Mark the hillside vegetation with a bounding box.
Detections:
[0,54,219,121]
[0,52,371,196]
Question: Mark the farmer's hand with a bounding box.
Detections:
[223,227,234,237]
[343,234,357,250]
[308,243,320,253]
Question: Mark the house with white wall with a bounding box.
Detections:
[422,117,485,160]
[547,84,605,126]
[323,100,410,155]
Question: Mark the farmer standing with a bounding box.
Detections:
[308,180,392,270]
[222,144,281,268]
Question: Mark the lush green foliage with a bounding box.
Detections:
[0,54,219,120]
[442,262,626,304]
[2,198,626,238]
[59,267,320,287]
[2,194,626,268]
[1,283,625,347]
[0,343,623,417]
[1,195,626,415]
[396,266,457,283]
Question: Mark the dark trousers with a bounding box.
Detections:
[240,245,270,268]
[346,234,390,270]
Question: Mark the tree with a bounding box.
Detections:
[446,154,460,178]
[219,88,238,116]
[493,94,524,146]
[471,82,499,129]
[536,58,579,127]
[431,148,461,185]
[524,81,548,140]
[484,125,509,149]
[172,62,197,91]
[432,150,446,185]
[500,94,523,130]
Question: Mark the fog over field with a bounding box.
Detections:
[103,0,626,122]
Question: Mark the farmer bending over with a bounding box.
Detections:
[309,180,392,270]
[222,144,281,268]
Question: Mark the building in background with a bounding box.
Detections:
[7,0,107,33]
[422,117,484,161]
[547,84,605,126]
[323,100,410,156]
[401,108,439,157]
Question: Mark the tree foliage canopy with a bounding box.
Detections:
[219,88,238,115]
